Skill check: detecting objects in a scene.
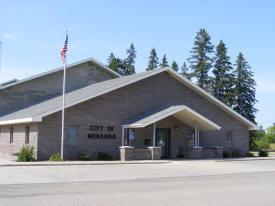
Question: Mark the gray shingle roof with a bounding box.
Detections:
[0,57,120,90]
[0,68,162,123]
[0,67,258,130]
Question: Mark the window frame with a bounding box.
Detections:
[10,127,14,144]
[68,125,79,145]
[25,126,30,144]
[226,130,233,146]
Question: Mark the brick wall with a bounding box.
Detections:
[0,124,38,160]
[37,72,249,160]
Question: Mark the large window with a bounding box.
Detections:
[69,125,79,145]
[10,127,14,144]
[25,126,30,144]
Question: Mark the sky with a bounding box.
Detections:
[0,0,274,128]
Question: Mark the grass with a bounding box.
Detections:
[250,150,275,157]
[269,143,275,151]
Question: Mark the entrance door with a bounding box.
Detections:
[156,128,171,158]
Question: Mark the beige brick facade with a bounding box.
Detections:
[0,124,38,160]
[34,72,249,160]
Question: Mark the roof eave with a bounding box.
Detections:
[165,68,258,130]
[0,57,120,90]
[0,117,42,126]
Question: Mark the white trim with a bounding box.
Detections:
[0,57,120,90]
[0,67,257,130]
[184,106,221,130]
[0,117,42,125]
[123,105,221,131]
[165,68,257,130]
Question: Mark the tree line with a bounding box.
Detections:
[107,28,257,129]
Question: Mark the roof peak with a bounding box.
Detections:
[0,57,120,90]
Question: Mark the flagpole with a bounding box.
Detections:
[61,31,68,160]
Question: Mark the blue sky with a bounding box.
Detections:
[0,0,274,128]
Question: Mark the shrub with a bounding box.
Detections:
[177,154,184,158]
[231,149,241,158]
[223,151,229,158]
[97,152,113,161]
[245,152,255,157]
[49,153,63,161]
[77,151,91,160]
[13,145,35,162]
[255,139,270,150]
[258,149,269,157]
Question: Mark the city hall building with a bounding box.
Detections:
[0,58,257,160]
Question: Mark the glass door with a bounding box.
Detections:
[156,128,171,158]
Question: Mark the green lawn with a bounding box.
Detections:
[269,143,275,151]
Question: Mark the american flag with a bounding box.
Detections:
[60,33,68,64]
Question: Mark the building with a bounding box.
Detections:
[0,57,257,160]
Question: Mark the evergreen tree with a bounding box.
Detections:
[147,48,159,71]
[160,54,169,68]
[180,62,191,80]
[188,28,214,90]
[107,53,126,76]
[212,40,234,107]
[233,52,257,123]
[171,61,179,72]
[124,43,136,75]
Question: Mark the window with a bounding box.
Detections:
[10,127,14,144]
[25,126,30,144]
[226,130,233,146]
[69,125,79,145]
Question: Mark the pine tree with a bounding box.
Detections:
[160,54,169,68]
[212,40,234,107]
[180,62,191,80]
[147,48,159,71]
[124,43,136,75]
[188,28,214,90]
[171,61,179,72]
[107,53,126,76]
[233,53,257,123]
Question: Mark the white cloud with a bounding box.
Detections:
[3,33,16,40]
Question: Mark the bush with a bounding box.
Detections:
[49,153,63,161]
[231,149,241,158]
[258,149,269,157]
[77,151,91,160]
[245,152,255,157]
[13,145,35,162]
[177,154,184,158]
[97,152,113,161]
[255,139,270,150]
[223,151,229,158]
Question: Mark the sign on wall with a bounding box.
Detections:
[88,125,116,139]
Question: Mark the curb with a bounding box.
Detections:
[216,157,275,162]
[0,160,172,167]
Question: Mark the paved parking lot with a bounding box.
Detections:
[0,159,275,206]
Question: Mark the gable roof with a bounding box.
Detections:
[0,57,120,90]
[124,105,221,131]
[0,67,258,130]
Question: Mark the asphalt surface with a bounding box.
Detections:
[1,159,275,206]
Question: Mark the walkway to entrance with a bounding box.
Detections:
[120,105,223,161]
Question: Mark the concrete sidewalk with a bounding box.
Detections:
[1,156,275,167]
